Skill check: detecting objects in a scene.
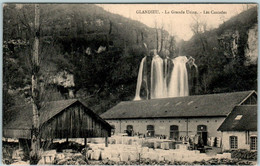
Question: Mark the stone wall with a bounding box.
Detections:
[107,117,225,139]
[221,131,258,151]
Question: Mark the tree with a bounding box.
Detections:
[190,15,208,52]
[154,18,159,51]
[168,36,176,57]
[159,24,164,54]
[30,4,40,164]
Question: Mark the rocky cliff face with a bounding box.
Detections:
[245,23,258,65]
[49,70,75,98]
[218,22,258,66]
[50,71,75,88]
[218,30,239,58]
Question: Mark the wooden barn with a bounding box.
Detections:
[3,99,112,141]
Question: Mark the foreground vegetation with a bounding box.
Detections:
[224,149,257,161]
[3,141,256,165]
[88,158,253,165]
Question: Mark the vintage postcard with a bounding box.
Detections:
[2,3,258,165]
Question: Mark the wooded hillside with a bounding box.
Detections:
[3,4,257,116]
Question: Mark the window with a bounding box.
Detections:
[235,115,243,120]
[188,101,194,105]
[170,125,179,140]
[250,136,257,150]
[197,125,207,132]
[126,125,133,136]
[176,102,182,106]
[147,125,155,137]
[126,125,133,131]
[230,136,238,149]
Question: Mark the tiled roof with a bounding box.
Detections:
[4,99,77,129]
[101,91,255,119]
[218,105,257,131]
[4,99,110,130]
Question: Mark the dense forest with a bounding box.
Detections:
[3,4,258,116]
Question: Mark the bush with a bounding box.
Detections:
[2,142,19,164]
[194,158,253,165]
[88,158,253,165]
[224,149,257,161]
[49,141,85,153]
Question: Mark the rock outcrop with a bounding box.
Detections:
[245,23,258,65]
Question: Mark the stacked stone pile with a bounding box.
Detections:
[87,143,231,163]
[37,150,88,165]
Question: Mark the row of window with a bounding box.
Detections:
[111,124,257,150]
[230,136,257,150]
[111,124,207,138]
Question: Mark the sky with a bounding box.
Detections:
[98,4,256,41]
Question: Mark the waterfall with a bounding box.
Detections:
[163,59,168,97]
[134,56,147,101]
[134,54,194,100]
[151,54,164,99]
[168,56,189,97]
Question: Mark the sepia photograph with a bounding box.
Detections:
[2,3,258,165]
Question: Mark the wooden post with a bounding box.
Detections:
[84,137,88,163]
[18,139,22,150]
[105,137,108,147]
[186,118,189,136]
[84,138,87,148]
[66,137,68,143]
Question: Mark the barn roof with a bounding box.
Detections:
[4,99,110,130]
[218,105,257,131]
[101,91,256,119]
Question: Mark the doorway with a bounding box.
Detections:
[197,125,208,145]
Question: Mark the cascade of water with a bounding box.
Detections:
[151,54,165,99]
[134,53,194,100]
[163,58,168,97]
[134,56,147,101]
[168,56,189,97]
